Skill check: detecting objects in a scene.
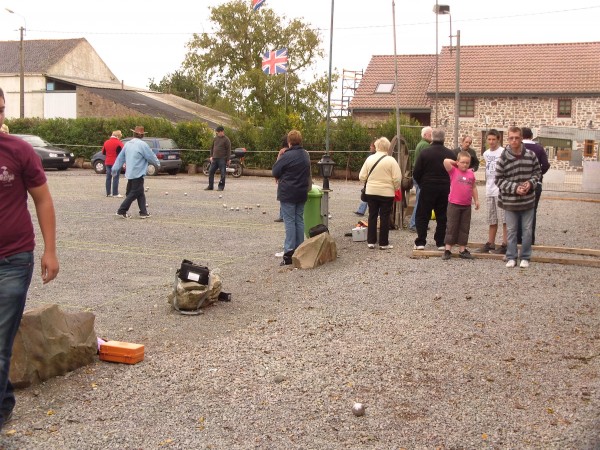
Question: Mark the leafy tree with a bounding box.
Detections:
[182,0,330,123]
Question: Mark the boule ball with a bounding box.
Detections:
[219,194,223,198]
[145,187,149,192]
[230,207,234,211]
[165,192,168,195]
[262,211,266,214]
[352,403,365,416]
[256,204,260,208]
[184,192,188,196]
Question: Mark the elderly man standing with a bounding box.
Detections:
[453,135,480,172]
[408,126,432,232]
[205,126,232,191]
[112,126,159,219]
[495,126,541,268]
[412,128,455,250]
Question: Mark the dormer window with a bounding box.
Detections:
[375,83,394,93]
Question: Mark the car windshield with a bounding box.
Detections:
[18,135,49,147]
[156,139,178,150]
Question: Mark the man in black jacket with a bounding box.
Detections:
[412,128,455,250]
[272,130,311,265]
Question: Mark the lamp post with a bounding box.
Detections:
[433,3,450,128]
[318,0,335,227]
[5,8,26,118]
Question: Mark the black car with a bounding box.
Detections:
[91,137,183,176]
[12,134,75,170]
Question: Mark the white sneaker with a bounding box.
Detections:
[113,194,124,198]
[506,260,516,268]
[275,251,284,257]
[413,244,425,250]
[519,259,529,268]
[367,244,375,249]
[437,246,445,251]
[379,245,393,250]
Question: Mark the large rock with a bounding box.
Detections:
[292,233,337,269]
[10,304,97,388]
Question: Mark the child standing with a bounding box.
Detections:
[441,151,479,260]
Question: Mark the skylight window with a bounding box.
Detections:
[375,83,394,93]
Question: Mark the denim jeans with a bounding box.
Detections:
[505,208,534,261]
[105,165,120,196]
[409,180,420,229]
[280,201,305,253]
[208,158,227,189]
[0,252,34,428]
[117,177,147,215]
[356,201,368,215]
[517,183,542,245]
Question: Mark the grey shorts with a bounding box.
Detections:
[486,196,505,225]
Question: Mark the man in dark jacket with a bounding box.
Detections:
[205,126,232,191]
[412,128,455,250]
[453,135,480,172]
[272,130,311,265]
[518,127,550,245]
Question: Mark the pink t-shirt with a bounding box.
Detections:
[448,166,475,206]
[0,134,47,258]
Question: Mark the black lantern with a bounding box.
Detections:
[317,154,335,190]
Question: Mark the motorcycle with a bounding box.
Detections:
[202,147,246,178]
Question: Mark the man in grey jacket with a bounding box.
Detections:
[205,126,232,191]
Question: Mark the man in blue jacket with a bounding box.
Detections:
[112,126,159,219]
[272,130,311,266]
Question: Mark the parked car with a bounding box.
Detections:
[91,137,183,176]
[12,134,75,170]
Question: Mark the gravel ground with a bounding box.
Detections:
[1,170,599,449]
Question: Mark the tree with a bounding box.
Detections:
[182,0,330,123]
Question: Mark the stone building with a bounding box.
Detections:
[350,42,600,159]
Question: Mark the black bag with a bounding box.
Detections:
[178,259,209,285]
[309,224,329,238]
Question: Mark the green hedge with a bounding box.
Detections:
[4,114,424,172]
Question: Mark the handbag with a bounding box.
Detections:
[394,188,402,202]
[361,154,387,201]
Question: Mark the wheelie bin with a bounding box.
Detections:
[304,184,323,237]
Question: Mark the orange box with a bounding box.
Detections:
[99,340,145,365]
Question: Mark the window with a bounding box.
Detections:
[557,99,572,117]
[375,83,394,93]
[584,140,595,157]
[459,99,475,117]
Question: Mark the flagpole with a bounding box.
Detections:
[284,72,288,114]
[392,0,403,228]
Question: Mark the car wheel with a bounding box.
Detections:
[93,160,106,174]
[202,161,211,176]
[57,167,68,171]
[230,163,243,178]
[146,164,158,176]
[167,169,179,175]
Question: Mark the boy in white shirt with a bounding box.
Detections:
[478,129,507,254]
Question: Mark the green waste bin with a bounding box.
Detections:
[304,184,323,237]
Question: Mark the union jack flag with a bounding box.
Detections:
[262,48,288,75]
[252,0,265,11]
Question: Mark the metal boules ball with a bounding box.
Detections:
[352,403,365,417]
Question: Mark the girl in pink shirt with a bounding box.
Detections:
[442,151,479,260]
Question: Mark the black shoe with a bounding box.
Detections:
[475,242,495,253]
[442,250,452,260]
[490,244,507,255]
[139,213,151,219]
[280,250,294,266]
[459,249,474,260]
[217,188,224,191]
[274,218,284,223]
[354,211,364,216]
[204,187,213,191]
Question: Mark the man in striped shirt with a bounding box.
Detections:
[494,126,541,269]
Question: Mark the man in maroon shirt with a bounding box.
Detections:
[0,87,59,431]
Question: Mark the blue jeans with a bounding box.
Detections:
[0,252,34,428]
[517,183,542,245]
[105,165,120,196]
[409,180,420,229]
[117,177,147,216]
[280,201,305,253]
[208,158,227,190]
[505,208,534,261]
[356,201,368,215]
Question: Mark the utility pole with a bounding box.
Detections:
[19,25,25,118]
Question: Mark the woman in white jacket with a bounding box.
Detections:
[358,137,401,250]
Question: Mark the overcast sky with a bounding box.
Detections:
[1,0,599,94]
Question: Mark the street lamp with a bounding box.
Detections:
[319,0,335,227]
[5,8,26,118]
[433,3,450,128]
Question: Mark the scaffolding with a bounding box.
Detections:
[331,69,363,118]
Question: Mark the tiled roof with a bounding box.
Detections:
[430,42,600,95]
[349,54,436,111]
[0,39,86,73]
